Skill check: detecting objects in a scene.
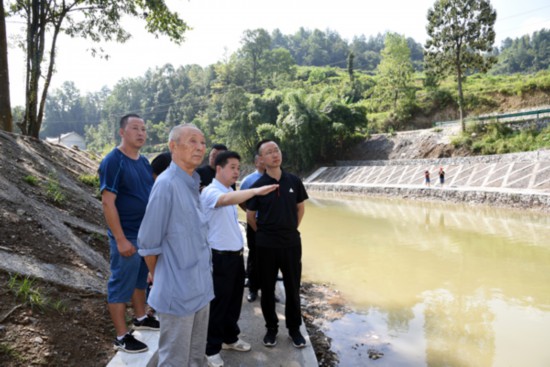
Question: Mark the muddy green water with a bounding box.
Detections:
[299,193,550,367]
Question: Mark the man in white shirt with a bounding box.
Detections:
[201,150,277,367]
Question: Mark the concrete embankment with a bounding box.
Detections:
[305,150,550,211]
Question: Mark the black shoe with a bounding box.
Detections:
[133,315,160,330]
[289,329,306,348]
[113,331,148,353]
[247,291,257,302]
[263,328,278,347]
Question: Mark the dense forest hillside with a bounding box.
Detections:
[23,27,550,172]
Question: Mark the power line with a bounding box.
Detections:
[498,17,550,40]
[498,5,550,21]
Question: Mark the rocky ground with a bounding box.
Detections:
[300,282,351,367]
[0,271,342,367]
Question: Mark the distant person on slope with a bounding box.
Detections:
[424,170,431,187]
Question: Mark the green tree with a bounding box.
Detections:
[85,120,114,154]
[99,77,147,145]
[215,86,258,157]
[0,0,12,132]
[275,90,327,171]
[424,0,497,131]
[350,33,385,71]
[493,29,550,74]
[240,29,271,92]
[373,33,416,127]
[347,52,355,83]
[7,0,189,138]
[141,64,177,124]
[41,81,84,137]
[262,48,296,88]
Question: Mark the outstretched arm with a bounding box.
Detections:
[215,184,278,208]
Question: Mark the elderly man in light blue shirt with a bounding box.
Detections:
[138,123,214,366]
[201,150,277,367]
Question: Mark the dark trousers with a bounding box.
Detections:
[257,245,302,331]
[246,224,259,292]
[206,251,246,356]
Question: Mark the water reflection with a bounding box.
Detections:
[300,193,550,366]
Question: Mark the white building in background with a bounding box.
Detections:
[45,132,86,150]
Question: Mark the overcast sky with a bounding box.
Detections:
[6,0,550,106]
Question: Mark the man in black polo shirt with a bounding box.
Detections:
[246,139,308,349]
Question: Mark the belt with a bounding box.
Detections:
[212,248,244,256]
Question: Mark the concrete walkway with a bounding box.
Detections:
[107,276,317,367]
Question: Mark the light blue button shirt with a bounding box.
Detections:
[201,179,244,251]
[240,170,263,190]
[138,162,214,317]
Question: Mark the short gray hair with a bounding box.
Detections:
[168,123,199,143]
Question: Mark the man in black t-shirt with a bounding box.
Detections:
[246,139,308,349]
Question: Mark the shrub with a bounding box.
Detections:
[23,175,39,186]
[8,274,67,313]
[78,174,99,187]
[46,173,66,205]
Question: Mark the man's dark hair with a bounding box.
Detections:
[151,152,171,176]
[211,143,228,152]
[120,113,142,129]
[215,150,241,168]
[256,139,274,154]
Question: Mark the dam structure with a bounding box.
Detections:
[304,149,550,210]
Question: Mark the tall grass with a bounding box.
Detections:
[8,274,67,313]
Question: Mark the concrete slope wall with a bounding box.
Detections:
[304,150,550,210]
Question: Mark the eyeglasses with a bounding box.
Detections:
[262,148,280,156]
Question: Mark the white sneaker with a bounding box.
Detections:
[206,353,224,367]
[221,338,251,352]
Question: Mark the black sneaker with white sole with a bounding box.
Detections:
[133,315,160,330]
[289,329,306,348]
[113,331,148,353]
[263,328,278,347]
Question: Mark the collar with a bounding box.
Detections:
[212,178,232,193]
[169,161,200,189]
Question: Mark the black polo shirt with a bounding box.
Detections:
[196,165,215,187]
[247,170,308,248]
[196,165,236,190]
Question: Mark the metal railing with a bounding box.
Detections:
[433,107,550,127]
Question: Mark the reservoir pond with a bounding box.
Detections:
[299,193,550,367]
